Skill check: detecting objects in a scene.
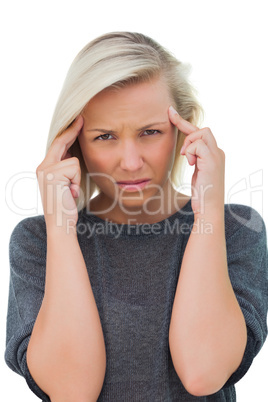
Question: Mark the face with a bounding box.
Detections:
[78,76,178,222]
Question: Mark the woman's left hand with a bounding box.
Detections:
[168,106,225,217]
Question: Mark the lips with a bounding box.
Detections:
[116,178,150,184]
[116,178,151,192]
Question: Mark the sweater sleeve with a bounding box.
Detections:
[4,216,51,402]
[222,204,268,387]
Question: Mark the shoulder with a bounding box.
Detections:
[224,203,267,264]
[9,215,47,285]
[10,215,46,244]
[9,215,47,266]
[224,203,266,240]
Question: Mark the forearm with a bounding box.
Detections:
[169,209,247,396]
[27,227,106,401]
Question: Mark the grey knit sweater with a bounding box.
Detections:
[5,200,268,401]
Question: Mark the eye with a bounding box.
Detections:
[94,133,114,141]
[142,129,161,136]
[94,129,162,141]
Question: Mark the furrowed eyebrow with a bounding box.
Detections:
[86,121,168,134]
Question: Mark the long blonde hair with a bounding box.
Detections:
[46,31,203,211]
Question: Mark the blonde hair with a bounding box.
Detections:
[46,31,204,211]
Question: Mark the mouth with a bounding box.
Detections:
[116,178,151,192]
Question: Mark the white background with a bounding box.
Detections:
[1,0,267,400]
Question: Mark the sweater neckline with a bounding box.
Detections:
[79,198,193,237]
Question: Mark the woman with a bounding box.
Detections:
[5,31,268,401]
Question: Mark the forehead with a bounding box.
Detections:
[82,77,173,126]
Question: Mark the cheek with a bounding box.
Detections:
[79,138,110,173]
[85,151,110,173]
[150,135,177,168]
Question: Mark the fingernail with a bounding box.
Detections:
[169,106,179,115]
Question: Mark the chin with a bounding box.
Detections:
[116,194,148,211]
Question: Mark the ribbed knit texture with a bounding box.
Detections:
[4,200,268,401]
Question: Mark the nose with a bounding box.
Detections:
[119,140,144,171]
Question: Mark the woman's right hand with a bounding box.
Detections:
[36,115,84,231]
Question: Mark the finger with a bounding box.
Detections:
[50,163,81,189]
[62,150,72,161]
[70,183,80,199]
[46,115,84,163]
[180,127,218,155]
[45,157,80,173]
[168,106,199,135]
[184,139,210,166]
[65,166,81,190]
